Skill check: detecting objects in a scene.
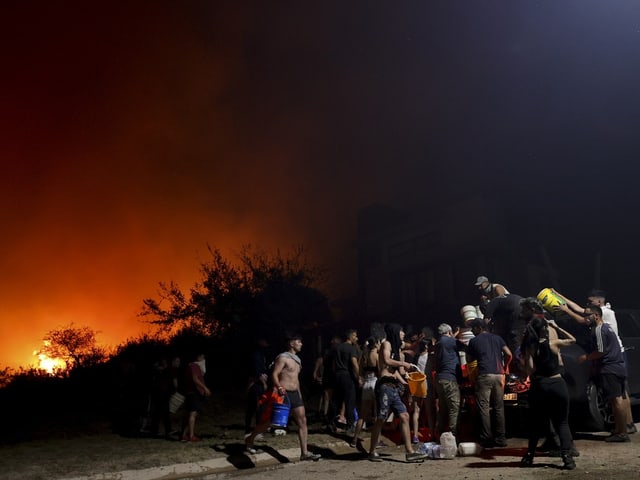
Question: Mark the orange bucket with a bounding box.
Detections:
[407,371,427,398]
[467,360,479,384]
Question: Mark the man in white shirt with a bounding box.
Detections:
[553,288,636,435]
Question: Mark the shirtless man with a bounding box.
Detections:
[245,334,321,461]
[368,323,427,463]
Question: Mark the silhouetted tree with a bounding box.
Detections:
[38,324,107,372]
[141,245,333,344]
[0,365,14,389]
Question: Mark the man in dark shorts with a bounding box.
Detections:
[181,353,210,442]
[581,305,630,442]
[245,334,321,461]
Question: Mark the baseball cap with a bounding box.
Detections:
[475,275,489,286]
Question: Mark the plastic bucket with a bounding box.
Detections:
[460,305,477,324]
[271,396,290,428]
[458,442,482,456]
[466,360,479,384]
[169,392,185,413]
[537,288,565,313]
[407,371,427,398]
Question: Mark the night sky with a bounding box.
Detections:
[2,1,640,368]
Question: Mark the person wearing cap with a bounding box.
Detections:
[466,318,512,448]
[475,275,509,302]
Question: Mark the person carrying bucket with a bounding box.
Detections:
[367,323,428,463]
[245,334,321,462]
[408,340,430,444]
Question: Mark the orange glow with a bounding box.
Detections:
[0,3,357,370]
[35,348,66,375]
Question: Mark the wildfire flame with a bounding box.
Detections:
[34,350,65,374]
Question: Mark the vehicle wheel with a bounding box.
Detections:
[584,381,613,432]
[596,385,615,430]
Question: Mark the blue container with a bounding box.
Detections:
[271,396,291,428]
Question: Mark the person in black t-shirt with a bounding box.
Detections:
[332,329,360,432]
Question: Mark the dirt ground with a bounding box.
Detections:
[0,390,315,480]
[1,389,638,480]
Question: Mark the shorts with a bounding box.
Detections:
[286,389,304,409]
[597,373,627,401]
[375,380,407,421]
[359,374,378,421]
[185,392,207,414]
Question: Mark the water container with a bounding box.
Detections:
[407,371,427,398]
[168,392,185,413]
[271,395,290,428]
[420,442,443,458]
[537,288,565,314]
[458,442,482,456]
[439,432,457,459]
[466,359,479,384]
[460,305,478,324]
[419,441,436,454]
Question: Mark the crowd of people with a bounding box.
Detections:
[240,275,636,469]
[143,275,636,469]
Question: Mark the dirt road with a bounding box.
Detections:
[207,432,639,480]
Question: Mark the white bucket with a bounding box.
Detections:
[458,442,482,456]
[460,305,477,323]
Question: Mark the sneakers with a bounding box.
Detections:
[628,423,638,434]
[273,428,287,436]
[605,433,630,443]
[520,452,534,467]
[245,444,258,454]
[411,435,420,444]
[368,452,384,462]
[405,451,428,463]
[548,446,580,457]
[181,434,201,443]
[300,452,321,461]
[562,454,576,470]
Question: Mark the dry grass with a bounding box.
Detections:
[0,390,322,480]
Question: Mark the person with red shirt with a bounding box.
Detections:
[181,353,211,442]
